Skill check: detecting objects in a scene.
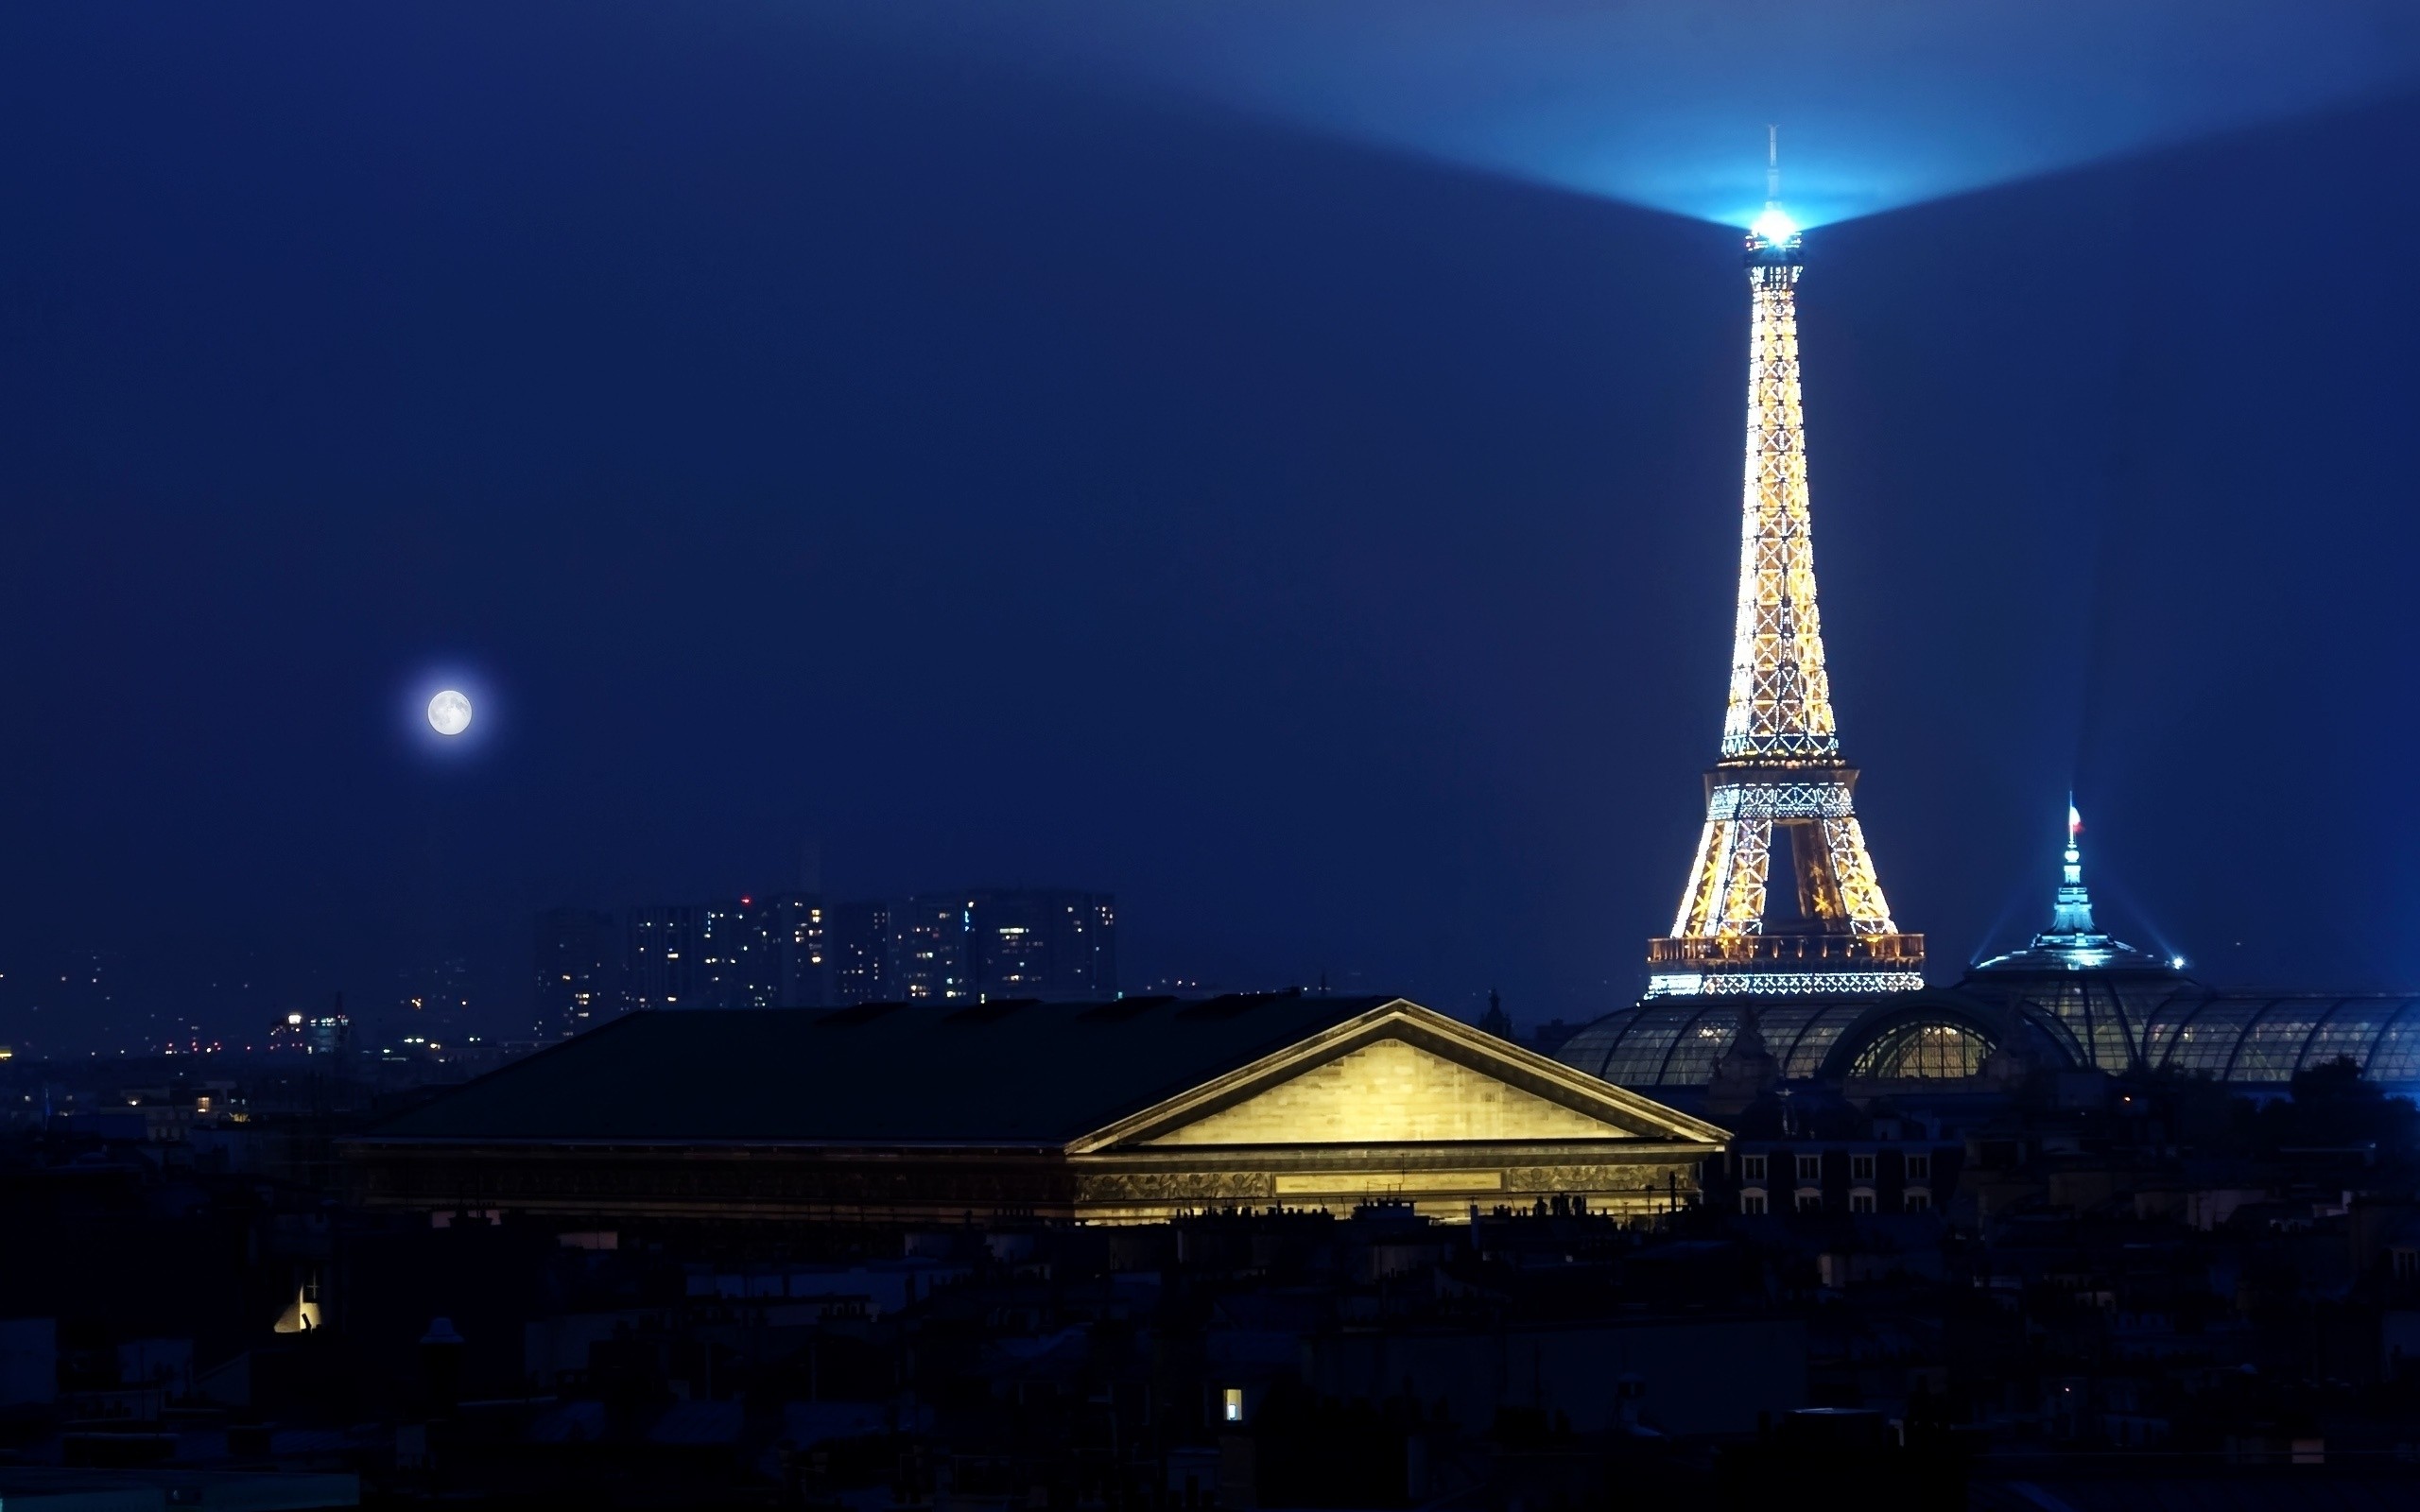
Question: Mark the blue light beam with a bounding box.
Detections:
[820,0,2420,228]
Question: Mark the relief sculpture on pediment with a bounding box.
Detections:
[1074,1169,1278,1203]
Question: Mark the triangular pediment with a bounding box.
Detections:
[1140,1038,1619,1145]
[1069,999,1725,1153]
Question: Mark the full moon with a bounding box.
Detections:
[427,689,473,737]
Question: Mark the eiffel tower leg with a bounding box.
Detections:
[1818,816,1898,935]
[1676,818,1773,936]
[1671,820,1722,936]
[1713,818,1772,933]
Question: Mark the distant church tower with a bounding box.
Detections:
[1648,133,1925,997]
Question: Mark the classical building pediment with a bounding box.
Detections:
[1138,1039,1620,1145]
[1073,1000,1726,1154]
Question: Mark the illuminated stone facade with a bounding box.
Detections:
[1137,1040,1619,1146]
[1068,1004,1727,1221]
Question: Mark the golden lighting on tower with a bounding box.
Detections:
[1647,130,1922,998]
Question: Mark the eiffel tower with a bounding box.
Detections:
[1646,136,1924,997]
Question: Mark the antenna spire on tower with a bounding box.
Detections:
[1749,128,1801,253]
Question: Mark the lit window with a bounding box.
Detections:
[1222,1388,1244,1423]
[1740,1154,1767,1182]
[1795,1154,1821,1183]
[1850,1154,1875,1182]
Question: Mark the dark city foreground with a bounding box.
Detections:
[4,1017,2420,1512]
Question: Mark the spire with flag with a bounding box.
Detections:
[2050,796,2097,936]
[1974,799,2170,972]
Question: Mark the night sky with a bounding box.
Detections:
[3,4,2418,1048]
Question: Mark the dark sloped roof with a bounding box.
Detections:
[362,993,1399,1146]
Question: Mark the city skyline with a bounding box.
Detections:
[548,886,1118,1034]
[8,12,2420,1506]
[3,9,2418,1054]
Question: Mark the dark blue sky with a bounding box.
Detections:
[2,5,2416,1045]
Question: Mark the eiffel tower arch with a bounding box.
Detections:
[1647,153,1924,998]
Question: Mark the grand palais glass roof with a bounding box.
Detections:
[1558,973,2420,1091]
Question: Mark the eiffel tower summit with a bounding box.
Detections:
[1647,134,1925,998]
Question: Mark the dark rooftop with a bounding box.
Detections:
[362,992,1401,1146]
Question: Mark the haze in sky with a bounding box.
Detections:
[831,0,2420,226]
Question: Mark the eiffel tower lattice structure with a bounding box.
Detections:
[1647,142,1924,998]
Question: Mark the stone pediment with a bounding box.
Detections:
[1140,1038,1620,1145]
[1070,1000,1725,1154]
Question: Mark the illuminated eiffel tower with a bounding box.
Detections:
[1646,136,1925,997]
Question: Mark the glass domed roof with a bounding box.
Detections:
[1555,990,2004,1088]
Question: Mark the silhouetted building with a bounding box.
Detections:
[822,900,890,1005]
[761,892,830,1007]
[888,896,974,1002]
[619,889,1114,1010]
[385,959,472,1048]
[965,889,1116,1001]
[884,890,1117,1004]
[532,907,620,1039]
[699,897,787,1008]
[626,906,698,1011]
[268,1002,350,1057]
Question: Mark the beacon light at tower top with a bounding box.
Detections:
[1744,125,1803,253]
